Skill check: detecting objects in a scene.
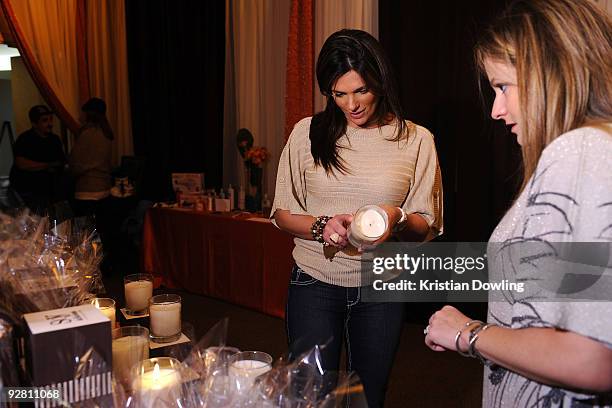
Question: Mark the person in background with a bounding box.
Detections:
[271,29,443,407]
[425,0,612,406]
[9,105,67,214]
[69,97,113,217]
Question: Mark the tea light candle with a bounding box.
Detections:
[92,298,116,329]
[149,294,181,343]
[112,326,149,390]
[124,274,154,314]
[348,205,389,248]
[133,358,181,408]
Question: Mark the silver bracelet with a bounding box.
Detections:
[455,320,483,357]
[468,323,497,364]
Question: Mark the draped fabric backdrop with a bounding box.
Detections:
[126,1,225,199]
[284,0,313,141]
[84,0,133,163]
[224,0,291,199]
[313,0,378,113]
[1,0,80,132]
[0,0,133,164]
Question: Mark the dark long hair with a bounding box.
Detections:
[311,29,410,174]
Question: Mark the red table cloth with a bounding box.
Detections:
[141,208,295,318]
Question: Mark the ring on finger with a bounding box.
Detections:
[330,232,340,243]
[423,325,430,335]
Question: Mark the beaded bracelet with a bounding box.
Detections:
[311,215,332,246]
[454,320,483,357]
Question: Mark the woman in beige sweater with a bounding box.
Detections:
[271,29,443,407]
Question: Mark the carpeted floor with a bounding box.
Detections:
[103,255,484,407]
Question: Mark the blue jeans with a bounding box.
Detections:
[286,266,405,408]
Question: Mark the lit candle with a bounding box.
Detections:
[124,274,154,315]
[149,294,181,343]
[347,205,389,248]
[133,358,181,408]
[112,326,149,391]
[92,298,116,329]
[228,351,272,393]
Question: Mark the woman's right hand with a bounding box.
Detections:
[323,214,353,248]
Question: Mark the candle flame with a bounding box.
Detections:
[94,298,100,308]
[153,362,161,380]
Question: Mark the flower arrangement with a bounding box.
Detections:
[236,128,269,211]
[244,146,269,167]
[237,128,269,168]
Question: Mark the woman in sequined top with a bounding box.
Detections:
[425,0,612,407]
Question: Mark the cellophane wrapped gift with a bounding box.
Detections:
[0,211,105,317]
[174,319,367,408]
[0,210,107,393]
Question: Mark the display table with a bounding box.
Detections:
[141,208,295,318]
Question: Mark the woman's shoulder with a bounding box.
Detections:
[294,116,313,129]
[535,124,612,185]
[79,123,102,136]
[394,120,435,145]
[541,123,612,162]
[287,116,313,147]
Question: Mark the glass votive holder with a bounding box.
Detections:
[201,346,240,376]
[132,357,182,407]
[124,273,154,315]
[92,297,116,329]
[149,294,182,343]
[347,205,389,249]
[228,351,273,393]
[112,326,149,391]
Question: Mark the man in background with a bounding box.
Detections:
[9,105,67,214]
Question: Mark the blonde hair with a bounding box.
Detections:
[475,0,612,188]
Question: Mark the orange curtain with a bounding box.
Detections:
[0,0,80,133]
[284,0,314,140]
[75,0,90,107]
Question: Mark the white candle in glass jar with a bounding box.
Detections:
[230,359,271,376]
[125,280,153,312]
[348,205,388,248]
[93,298,116,329]
[229,358,272,392]
[358,209,386,237]
[112,335,149,388]
[149,297,181,338]
[133,362,181,408]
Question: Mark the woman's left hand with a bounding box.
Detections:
[425,305,473,352]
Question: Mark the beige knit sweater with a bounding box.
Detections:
[69,125,112,199]
[271,117,443,287]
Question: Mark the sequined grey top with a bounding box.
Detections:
[484,125,612,407]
